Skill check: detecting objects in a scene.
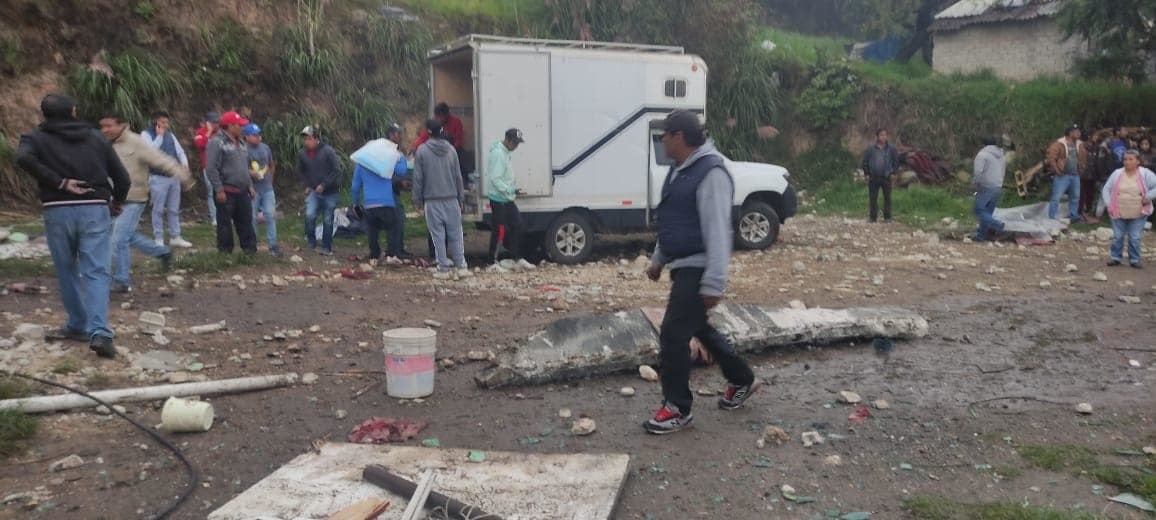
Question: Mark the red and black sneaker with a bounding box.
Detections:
[718,381,762,410]
[643,403,694,435]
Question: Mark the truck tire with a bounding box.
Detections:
[544,212,595,264]
[735,201,780,250]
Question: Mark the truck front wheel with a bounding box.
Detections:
[735,201,780,250]
[544,212,595,264]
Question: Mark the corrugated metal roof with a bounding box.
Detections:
[931,0,1061,32]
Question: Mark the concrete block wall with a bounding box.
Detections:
[932,18,1086,81]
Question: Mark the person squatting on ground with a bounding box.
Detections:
[862,128,899,223]
[298,125,342,256]
[351,131,409,263]
[194,111,220,226]
[16,94,130,358]
[971,135,1007,242]
[643,110,759,435]
[244,123,280,257]
[206,111,257,253]
[99,114,192,294]
[414,119,472,280]
[486,127,536,271]
[1101,150,1156,269]
[1046,124,1087,222]
[142,111,193,248]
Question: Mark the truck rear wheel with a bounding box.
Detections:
[544,212,595,264]
[735,201,780,250]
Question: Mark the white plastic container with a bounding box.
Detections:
[160,397,214,432]
[383,328,437,398]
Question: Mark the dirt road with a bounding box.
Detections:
[1,215,1154,519]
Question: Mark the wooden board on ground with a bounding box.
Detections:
[208,443,631,520]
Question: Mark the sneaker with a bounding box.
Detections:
[269,247,282,258]
[169,237,193,248]
[89,335,116,359]
[433,270,452,280]
[46,327,88,342]
[385,256,404,266]
[456,268,474,279]
[155,239,165,248]
[718,381,762,410]
[1108,259,1122,267]
[486,263,510,274]
[157,253,172,272]
[515,258,537,271]
[643,403,694,435]
[111,282,133,294]
[318,249,334,256]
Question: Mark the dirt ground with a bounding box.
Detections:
[1,214,1154,519]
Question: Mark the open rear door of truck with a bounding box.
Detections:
[477,49,552,197]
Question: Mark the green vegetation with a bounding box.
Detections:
[0,376,31,400]
[193,19,256,92]
[796,53,861,130]
[0,409,38,458]
[1020,444,1098,472]
[132,1,157,20]
[68,49,185,128]
[1019,444,1156,504]
[50,357,81,375]
[0,258,54,277]
[904,497,1101,520]
[0,33,21,75]
[1058,0,1156,83]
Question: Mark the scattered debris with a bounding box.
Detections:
[872,399,891,410]
[423,319,442,329]
[421,438,440,448]
[1129,359,1142,368]
[13,323,45,344]
[48,455,85,473]
[466,350,489,361]
[824,455,843,466]
[161,397,215,432]
[467,451,485,463]
[848,406,871,423]
[1064,264,1078,273]
[788,300,807,310]
[756,426,790,449]
[558,408,572,418]
[1075,402,1094,414]
[0,373,300,414]
[801,431,825,447]
[619,386,635,397]
[780,484,816,504]
[638,365,659,382]
[326,499,390,520]
[1109,493,1155,513]
[335,409,348,420]
[571,417,597,436]
[188,321,227,334]
[1092,272,1108,282]
[1141,446,1155,455]
[1119,295,1141,304]
[348,417,429,444]
[838,390,862,404]
[289,255,304,263]
[301,373,319,385]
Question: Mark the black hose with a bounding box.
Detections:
[0,370,198,519]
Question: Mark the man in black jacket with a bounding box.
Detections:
[298,126,342,255]
[16,94,131,358]
[862,128,899,222]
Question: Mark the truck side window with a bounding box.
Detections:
[652,134,674,166]
[663,79,687,98]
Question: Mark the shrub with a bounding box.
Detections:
[275,25,344,88]
[193,19,256,91]
[68,49,185,127]
[797,53,862,130]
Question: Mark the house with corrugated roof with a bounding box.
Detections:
[930,0,1086,81]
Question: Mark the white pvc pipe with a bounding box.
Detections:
[0,373,299,414]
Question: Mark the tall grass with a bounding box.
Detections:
[0,34,21,75]
[193,19,255,91]
[276,26,345,89]
[68,49,184,127]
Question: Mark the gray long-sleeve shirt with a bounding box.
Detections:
[413,138,463,206]
[972,145,1006,190]
[650,141,734,297]
[205,132,252,192]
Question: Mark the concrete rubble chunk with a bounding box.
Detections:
[619,386,635,397]
[1119,295,1141,304]
[801,431,825,447]
[289,255,304,263]
[571,417,597,436]
[838,390,862,404]
[1092,272,1108,282]
[475,305,929,388]
[872,399,891,410]
[49,455,85,473]
[138,312,166,336]
[188,321,227,334]
[638,365,659,382]
[1064,264,1078,273]
[301,373,319,385]
[271,276,289,287]
[824,455,843,466]
[1075,402,1094,414]
[1093,227,1114,242]
[424,320,443,329]
[788,300,807,310]
[13,323,45,344]
[558,408,572,419]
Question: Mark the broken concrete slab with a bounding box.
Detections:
[208,443,630,520]
[475,304,929,388]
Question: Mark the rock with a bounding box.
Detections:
[438,358,455,369]
[1093,227,1114,242]
[1119,295,1141,304]
[792,261,807,273]
[975,282,992,292]
[49,455,85,473]
[188,321,226,334]
[166,275,185,286]
[1064,264,1078,273]
[872,399,891,410]
[1092,272,1108,282]
[1039,280,1052,288]
[638,365,659,382]
[1142,446,1156,456]
[760,426,790,447]
[801,431,825,447]
[137,312,166,335]
[335,409,348,420]
[571,417,597,436]
[823,455,843,466]
[271,276,288,287]
[467,350,490,361]
[788,300,807,310]
[1075,402,1094,414]
[837,390,862,404]
[619,386,635,397]
[301,373,319,385]
[13,323,45,343]
[558,408,572,419]
[95,405,127,415]
[423,319,443,329]
[289,255,304,263]
[308,325,321,333]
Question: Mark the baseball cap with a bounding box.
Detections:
[220,111,249,127]
[386,123,402,135]
[662,110,704,136]
[205,111,221,124]
[242,123,261,136]
[1065,123,1081,134]
[300,125,318,137]
[505,128,525,144]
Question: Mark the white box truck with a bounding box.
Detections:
[427,35,797,264]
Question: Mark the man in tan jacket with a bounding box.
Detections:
[99,115,193,293]
[1045,124,1088,222]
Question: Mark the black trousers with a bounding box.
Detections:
[660,267,755,414]
[364,206,397,260]
[868,176,892,221]
[388,198,406,257]
[215,191,256,253]
[488,200,523,260]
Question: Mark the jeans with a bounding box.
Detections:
[364,206,397,260]
[1110,217,1146,265]
[112,202,171,286]
[489,200,523,261]
[1049,174,1080,220]
[388,198,406,257]
[660,268,755,414]
[203,170,217,224]
[44,205,113,339]
[424,198,466,270]
[215,191,257,253]
[868,176,892,221]
[250,189,278,250]
[149,175,182,241]
[973,187,1005,241]
[304,192,338,250]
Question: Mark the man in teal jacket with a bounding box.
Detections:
[486,128,535,271]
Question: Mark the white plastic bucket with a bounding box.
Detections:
[161,397,214,432]
[383,328,437,398]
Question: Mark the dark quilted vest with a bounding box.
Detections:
[656,154,727,260]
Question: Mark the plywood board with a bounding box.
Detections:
[209,443,631,520]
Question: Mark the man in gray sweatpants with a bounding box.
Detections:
[413,119,472,280]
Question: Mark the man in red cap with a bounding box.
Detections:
[205,111,257,253]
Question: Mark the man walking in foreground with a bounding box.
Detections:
[414,119,472,280]
[99,114,192,293]
[143,111,193,248]
[643,111,758,435]
[972,135,1007,242]
[298,125,341,255]
[486,128,536,271]
[206,111,257,253]
[862,128,899,222]
[1046,124,1087,222]
[16,94,130,358]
